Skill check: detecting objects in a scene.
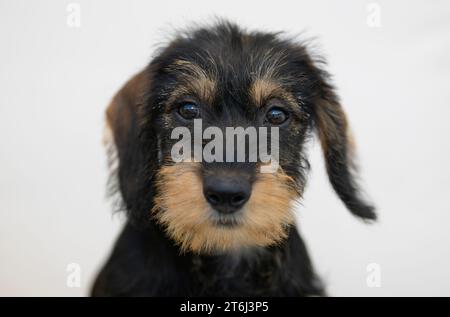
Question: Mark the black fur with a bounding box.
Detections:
[92,223,323,296]
[92,21,374,297]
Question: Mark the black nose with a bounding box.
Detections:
[203,176,251,214]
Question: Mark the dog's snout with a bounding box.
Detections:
[203,176,251,214]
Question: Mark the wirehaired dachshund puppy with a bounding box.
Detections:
[92,21,375,297]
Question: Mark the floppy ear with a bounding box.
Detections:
[104,69,157,223]
[313,85,376,220]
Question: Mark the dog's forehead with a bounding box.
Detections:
[170,34,294,80]
[161,34,304,110]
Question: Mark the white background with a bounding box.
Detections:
[1,0,449,296]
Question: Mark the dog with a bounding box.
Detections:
[91,21,375,297]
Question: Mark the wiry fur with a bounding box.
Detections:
[152,162,298,253]
[92,21,375,297]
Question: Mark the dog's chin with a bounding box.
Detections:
[208,208,244,228]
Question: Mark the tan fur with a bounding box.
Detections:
[105,70,147,149]
[249,78,297,107]
[102,121,119,173]
[167,60,217,104]
[106,70,148,139]
[152,162,299,254]
[315,99,349,155]
[102,121,114,148]
[250,79,281,106]
[346,125,357,159]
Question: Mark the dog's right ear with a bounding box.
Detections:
[313,92,376,221]
[104,69,156,222]
[296,50,376,221]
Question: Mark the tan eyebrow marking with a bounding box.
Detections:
[167,59,217,105]
[249,78,297,107]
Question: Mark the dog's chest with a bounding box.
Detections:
[188,250,283,296]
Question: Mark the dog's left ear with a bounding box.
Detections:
[104,69,158,223]
[311,69,376,221]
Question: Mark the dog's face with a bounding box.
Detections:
[106,23,375,254]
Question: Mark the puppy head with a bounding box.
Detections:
[105,22,375,254]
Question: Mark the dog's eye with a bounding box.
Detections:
[265,107,288,125]
[178,102,200,120]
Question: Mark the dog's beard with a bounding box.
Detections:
[152,162,300,254]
